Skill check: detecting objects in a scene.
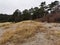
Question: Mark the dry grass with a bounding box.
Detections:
[0,20,44,45]
[0,22,13,29]
[0,22,12,27]
[0,20,60,45]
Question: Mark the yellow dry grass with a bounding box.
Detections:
[0,22,13,29]
[0,20,44,44]
[0,22,12,27]
[0,20,60,45]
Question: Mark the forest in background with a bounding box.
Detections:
[0,1,60,22]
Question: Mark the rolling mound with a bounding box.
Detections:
[0,20,60,45]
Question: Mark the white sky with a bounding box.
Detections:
[0,0,60,14]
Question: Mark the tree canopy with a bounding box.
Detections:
[0,1,59,22]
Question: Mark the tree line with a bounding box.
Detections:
[0,1,59,22]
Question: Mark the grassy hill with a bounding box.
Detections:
[0,20,60,45]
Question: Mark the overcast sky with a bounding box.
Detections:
[0,0,60,14]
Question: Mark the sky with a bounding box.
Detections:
[0,0,60,14]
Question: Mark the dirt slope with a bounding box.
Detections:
[0,20,60,45]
